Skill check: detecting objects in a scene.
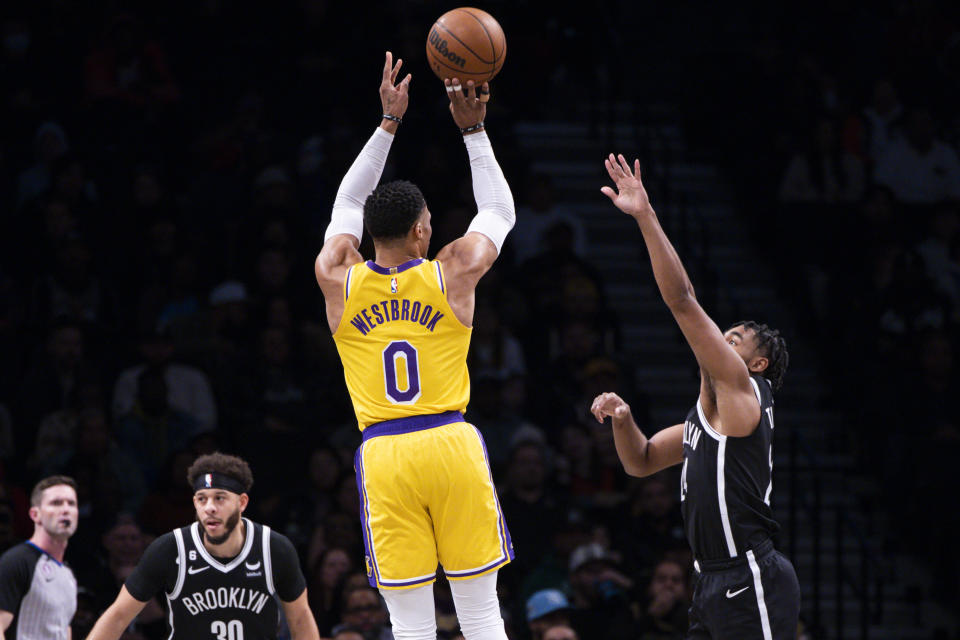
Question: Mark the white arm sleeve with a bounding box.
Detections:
[324,127,395,242]
[464,131,515,253]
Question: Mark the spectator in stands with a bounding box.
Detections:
[308,547,353,637]
[543,625,578,640]
[778,118,865,204]
[113,325,217,431]
[915,204,960,307]
[615,475,688,580]
[83,13,181,110]
[77,515,165,637]
[16,318,98,447]
[50,406,146,515]
[271,445,342,548]
[526,589,572,640]
[332,586,393,640]
[636,558,689,639]
[114,365,205,487]
[469,301,527,381]
[512,172,588,264]
[566,543,636,640]
[874,108,960,204]
[16,121,69,208]
[861,79,904,162]
[499,440,564,582]
[136,449,195,536]
[29,232,118,329]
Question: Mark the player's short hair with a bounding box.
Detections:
[30,475,77,507]
[363,180,425,240]
[729,320,789,392]
[186,452,254,493]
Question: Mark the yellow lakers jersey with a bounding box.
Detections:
[333,258,472,430]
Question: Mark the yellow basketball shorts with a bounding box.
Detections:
[354,411,514,590]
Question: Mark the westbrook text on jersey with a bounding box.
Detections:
[347,298,445,335]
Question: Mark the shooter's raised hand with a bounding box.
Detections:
[380,51,411,121]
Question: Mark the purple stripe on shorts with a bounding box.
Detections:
[378,573,438,588]
[354,443,381,587]
[362,411,464,441]
[471,425,515,563]
[445,556,511,578]
[365,258,424,275]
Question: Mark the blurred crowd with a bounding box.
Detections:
[0,2,691,639]
[2,0,957,638]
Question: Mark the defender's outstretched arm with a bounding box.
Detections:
[601,154,759,434]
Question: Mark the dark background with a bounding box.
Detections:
[0,0,958,638]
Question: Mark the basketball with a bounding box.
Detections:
[426,7,506,83]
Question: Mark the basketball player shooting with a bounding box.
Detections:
[591,154,800,639]
[314,53,515,640]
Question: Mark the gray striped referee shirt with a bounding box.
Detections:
[0,542,76,640]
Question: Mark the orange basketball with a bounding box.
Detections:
[426,7,506,83]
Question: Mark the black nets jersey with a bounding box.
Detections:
[680,374,779,562]
[125,518,305,640]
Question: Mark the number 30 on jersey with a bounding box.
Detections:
[211,620,243,640]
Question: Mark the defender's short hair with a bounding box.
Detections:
[31,475,77,507]
[186,452,254,492]
[363,180,425,240]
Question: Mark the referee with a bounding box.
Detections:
[0,475,79,640]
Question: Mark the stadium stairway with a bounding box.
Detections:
[511,111,959,639]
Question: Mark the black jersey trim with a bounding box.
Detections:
[170,528,187,599]
[189,518,256,572]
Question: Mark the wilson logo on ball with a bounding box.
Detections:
[428,29,466,68]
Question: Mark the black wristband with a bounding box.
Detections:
[460,121,485,135]
[382,114,402,124]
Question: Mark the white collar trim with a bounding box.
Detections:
[189,518,255,572]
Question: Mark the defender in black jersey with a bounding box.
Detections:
[86,453,320,640]
[591,155,799,639]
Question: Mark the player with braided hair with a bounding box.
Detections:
[591,154,799,639]
[728,320,789,392]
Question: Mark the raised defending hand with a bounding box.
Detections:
[591,392,632,425]
[381,51,411,120]
[445,78,488,131]
[601,154,654,220]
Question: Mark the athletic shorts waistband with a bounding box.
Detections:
[695,538,775,573]
[362,411,465,441]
